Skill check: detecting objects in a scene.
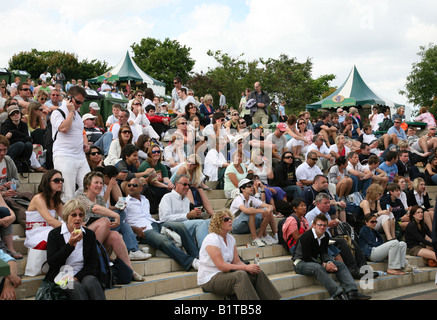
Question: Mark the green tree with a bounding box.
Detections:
[131,37,195,93]
[261,54,335,115]
[400,43,437,110]
[8,49,109,82]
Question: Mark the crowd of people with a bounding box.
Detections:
[1,72,437,301]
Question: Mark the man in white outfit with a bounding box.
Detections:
[51,86,90,201]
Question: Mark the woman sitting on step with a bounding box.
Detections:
[197,209,281,300]
[359,213,407,275]
[404,205,437,267]
[24,170,63,251]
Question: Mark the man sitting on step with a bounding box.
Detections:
[293,213,372,300]
[124,178,200,271]
[159,174,210,250]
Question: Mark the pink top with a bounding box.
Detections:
[415,112,436,128]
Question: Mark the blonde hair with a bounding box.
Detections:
[412,177,425,192]
[209,209,234,234]
[62,198,86,222]
[366,183,384,201]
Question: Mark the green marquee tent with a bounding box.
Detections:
[306,65,405,110]
[88,51,166,96]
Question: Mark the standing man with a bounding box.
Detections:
[247,82,270,127]
[53,67,66,86]
[171,76,185,109]
[218,91,226,108]
[51,86,90,201]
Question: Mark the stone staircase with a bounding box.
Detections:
[9,173,437,300]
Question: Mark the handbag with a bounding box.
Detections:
[35,279,69,300]
[25,248,47,276]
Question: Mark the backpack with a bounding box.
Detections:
[14,156,31,177]
[43,109,66,170]
[277,214,300,252]
[377,118,393,132]
[95,240,114,289]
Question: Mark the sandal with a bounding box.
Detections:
[11,252,23,260]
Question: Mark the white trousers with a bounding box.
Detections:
[54,155,90,202]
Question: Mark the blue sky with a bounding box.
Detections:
[1,0,436,108]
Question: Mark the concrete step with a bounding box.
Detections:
[146,258,436,301]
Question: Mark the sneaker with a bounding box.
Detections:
[129,250,152,261]
[251,238,266,247]
[132,271,145,282]
[192,258,200,270]
[141,247,150,254]
[263,234,278,245]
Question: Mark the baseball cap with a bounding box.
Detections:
[82,113,97,121]
[238,178,253,188]
[89,102,100,110]
[277,123,287,132]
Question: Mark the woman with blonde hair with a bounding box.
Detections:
[197,209,281,300]
[199,94,214,125]
[360,183,396,240]
[406,177,433,230]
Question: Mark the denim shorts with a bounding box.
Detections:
[232,213,263,234]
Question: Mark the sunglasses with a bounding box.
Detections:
[179,122,187,125]
[152,150,161,154]
[128,184,139,188]
[90,151,102,156]
[243,184,253,188]
[178,182,190,186]
[51,178,65,183]
[309,158,318,161]
[368,220,377,224]
[73,97,84,105]
[121,131,132,134]
[283,156,293,159]
[70,213,85,218]
[223,217,232,222]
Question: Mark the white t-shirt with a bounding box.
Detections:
[197,232,236,285]
[51,101,85,159]
[174,96,196,114]
[306,142,330,159]
[296,162,323,182]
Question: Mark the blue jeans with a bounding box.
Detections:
[294,260,357,297]
[181,219,210,249]
[282,185,303,202]
[7,141,33,161]
[145,221,199,270]
[110,209,139,252]
[350,175,372,197]
[93,132,113,156]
